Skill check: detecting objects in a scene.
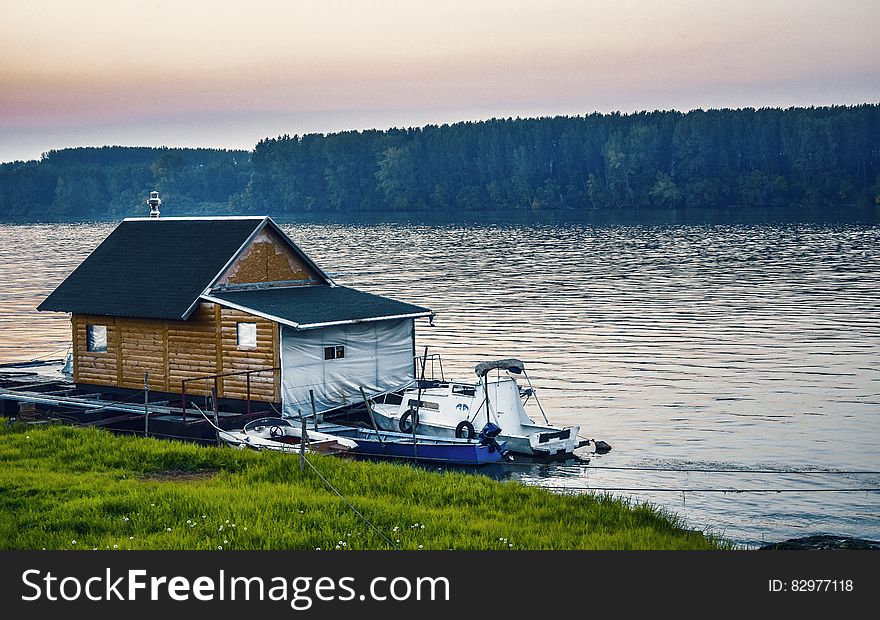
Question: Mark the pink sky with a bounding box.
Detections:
[1,0,878,162]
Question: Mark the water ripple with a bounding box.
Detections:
[0,219,878,546]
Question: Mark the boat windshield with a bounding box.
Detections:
[243,417,294,433]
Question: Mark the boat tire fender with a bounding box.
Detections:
[399,409,419,433]
[455,420,476,440]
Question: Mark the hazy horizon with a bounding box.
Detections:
[2,0,878,163]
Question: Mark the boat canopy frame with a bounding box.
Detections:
[474,358,525,378]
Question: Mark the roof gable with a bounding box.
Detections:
[213,224,324,289]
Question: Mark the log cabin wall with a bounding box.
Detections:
[72,314,119,387]
[71,303,281,402]
[167,302,218,398]
[217,307,279,402]
[118,317,168,392]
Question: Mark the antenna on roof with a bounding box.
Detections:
[147,191,161,218]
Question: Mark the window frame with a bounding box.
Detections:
[236,322,258,350]
[86,324,108,353]
[324,345,345,361]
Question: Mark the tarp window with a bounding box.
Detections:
[237,322,257,349]
[86,325,107,352]
[324,345,345,360]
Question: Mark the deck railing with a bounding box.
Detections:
[180,367,280,421]
[414,352,444,383]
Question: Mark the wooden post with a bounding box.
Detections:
[181,380,187,422]
[299,413,307,472]
[484,374,491,426]
[246,372,251,417]
[360,386,386,452]
[143,371,150,438]
[309,389,318,430]
[212,380,220,446]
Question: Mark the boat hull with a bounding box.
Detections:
[316,424,505,465]
[371,407,580,457]
[376,415,580,457]
[219,423,357,455]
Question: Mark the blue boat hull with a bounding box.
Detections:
[316,424,505,466]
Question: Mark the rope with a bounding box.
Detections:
[538,485,880,493]
[30,346,71,361]
[0,346,70,366]
[579,465,880,475]
[302,457,397,549]
[194,404,396,549]
[192,403,225,433]
[105,426,218,445]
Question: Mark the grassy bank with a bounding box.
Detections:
[0,421,725,550]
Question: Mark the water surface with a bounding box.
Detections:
[1,214,878,546]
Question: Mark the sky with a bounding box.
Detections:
[1,0,878,162]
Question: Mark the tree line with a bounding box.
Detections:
[0,146,251,219]
[2,105,878,219]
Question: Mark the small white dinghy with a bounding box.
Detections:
[371,359,587,457]
[219,417,358,455]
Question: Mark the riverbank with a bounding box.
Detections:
[0,421,725,550]
[761,536,880,550]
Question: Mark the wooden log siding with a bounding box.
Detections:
[119,319,166,391]
[167,302,217,397]
[219,308,277,401]
[72,314,118,387]
[71,303,281,402]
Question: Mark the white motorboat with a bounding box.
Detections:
[370,359,587,457]
[219,417,358,455]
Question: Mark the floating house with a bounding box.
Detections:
[37,206,432,416]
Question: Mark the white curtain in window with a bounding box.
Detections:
[87,325,107,352]
[237,322,257,348]
[280,319,414,415]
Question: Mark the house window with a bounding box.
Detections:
[324,345,345,360]
[86,325,107,352]
[237,322,257,349]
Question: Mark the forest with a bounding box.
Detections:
[1,105,878,219]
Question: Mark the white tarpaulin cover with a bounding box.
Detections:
[281,318,415,415]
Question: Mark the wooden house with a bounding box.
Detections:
[38,215,432,415]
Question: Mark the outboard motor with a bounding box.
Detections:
[592,439,612,454]
[478,423,513,461]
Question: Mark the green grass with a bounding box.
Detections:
[0,420,726,550]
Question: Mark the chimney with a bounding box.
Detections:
[147,191,162,218]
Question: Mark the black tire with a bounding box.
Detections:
[399,409,419,433]
[455,420,476,440]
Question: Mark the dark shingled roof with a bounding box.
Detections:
[38,218,266,319]
[206,286,432,328]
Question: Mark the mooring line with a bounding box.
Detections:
[301,457,398,549]
[538,485,880,493]
[191,404,397,549]
[580,465,880,475]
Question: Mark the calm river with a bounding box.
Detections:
[1,210,878,547]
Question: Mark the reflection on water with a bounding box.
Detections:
[1,216,878,546]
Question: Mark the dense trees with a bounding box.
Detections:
[0,147,250,219]
[243,105,879,214]
[1,105,878,219]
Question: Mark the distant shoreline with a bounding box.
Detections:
[1,204,878,227]
[3,106,878,221]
